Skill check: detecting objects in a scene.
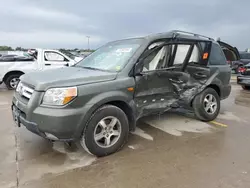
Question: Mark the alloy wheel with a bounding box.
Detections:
[10,78,19,89]
[203,94,217,115]
[94,116,122,148]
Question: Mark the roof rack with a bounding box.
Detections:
[171,30,214,41]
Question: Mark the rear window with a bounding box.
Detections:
[223,49,238,61]
[209,43,227,65]
[240,53,250,60]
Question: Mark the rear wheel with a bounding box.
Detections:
[242,85,250,90]
[4,73,23,90]
[192,88,220,122]
[80,105,129,157]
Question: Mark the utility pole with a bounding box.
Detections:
[86,36,90,51]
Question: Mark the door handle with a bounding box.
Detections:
[194,72,207,78]
[45,63,51,66]
[169,78,184,84]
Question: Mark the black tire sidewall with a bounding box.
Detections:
[193,88,220,121]
[83,105,129,157]
[5,74,21,89]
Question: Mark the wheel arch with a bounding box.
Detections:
[74,93,137,139]
[3,70,24,82]
[106,100,136,132]
[207,84,221,97]
[190,83,221,107]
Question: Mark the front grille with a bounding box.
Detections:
[16,82,34,101]
[21,85,34,99]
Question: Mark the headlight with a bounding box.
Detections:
[16,81,22,92]
[42,87,77,106]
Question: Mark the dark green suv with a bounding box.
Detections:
[12,30,236,157]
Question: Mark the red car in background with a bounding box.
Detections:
[231,51,250,73]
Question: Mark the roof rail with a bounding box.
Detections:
[171,30,214,41]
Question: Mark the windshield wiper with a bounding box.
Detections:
[74,65,115,72]
[82,66,107,71]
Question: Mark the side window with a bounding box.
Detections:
[223,49,237,61]
[142,46,167,72]
[44,52,66,61]
[200,42,206,52]
[209,43,227,65]
[172,44,200,65]
[189,45,199,62]
[173,45,189,65]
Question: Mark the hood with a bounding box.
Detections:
[20,67,118,91]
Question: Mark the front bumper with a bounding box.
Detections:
[12,104,45,137]
[237,76,250,86]
[11,91,86,141]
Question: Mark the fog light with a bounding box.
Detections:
[45,132,59,140]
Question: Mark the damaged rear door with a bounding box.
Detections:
[133,40,212,118]
[170,41,212,105]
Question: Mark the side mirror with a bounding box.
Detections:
[134,59,144,76]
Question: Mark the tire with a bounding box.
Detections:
[242,85,250,90]
[80,105,129,157]
[4,73,23,90]
[192,87,220,122]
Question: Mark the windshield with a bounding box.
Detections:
[75,38,143,72]
[240,52,250,59]
[59,49,78,60]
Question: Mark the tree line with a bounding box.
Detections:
[0,46,95,52]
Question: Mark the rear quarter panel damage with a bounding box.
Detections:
[135,68,220,119]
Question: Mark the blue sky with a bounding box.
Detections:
[0,0,249,50]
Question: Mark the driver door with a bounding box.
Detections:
[134,43,178,117]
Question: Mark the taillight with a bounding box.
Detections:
[239,67,247,73]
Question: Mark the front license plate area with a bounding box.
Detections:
[12,105,21,127]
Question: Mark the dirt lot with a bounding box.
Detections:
[1,83,250,188]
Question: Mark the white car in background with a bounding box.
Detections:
[0,48,82,89]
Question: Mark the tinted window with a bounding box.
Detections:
[209,43,227,65]
[223,49,237,61]
[240,53,250,59]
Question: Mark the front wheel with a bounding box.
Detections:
[80,105,129,157]
[4,73,23,90]
[192,88,220,122]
